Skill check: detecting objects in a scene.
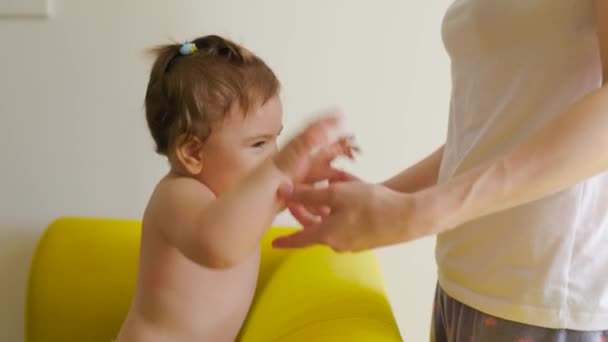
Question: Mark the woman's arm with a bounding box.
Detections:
[382,145,445,193]
[417,5,608,234]
[598,0,608,83]
[273,6,608,250]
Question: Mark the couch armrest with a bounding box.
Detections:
[26,217,140,342]
[239,241,402,341]
[26,218,402,342]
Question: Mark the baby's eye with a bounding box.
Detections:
[252,141,266,148]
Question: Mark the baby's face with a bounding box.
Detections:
[198,95,283,195]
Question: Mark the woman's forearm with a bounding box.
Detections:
[597,0,608,83]
[416,85,608,235]
[382,145,445,193]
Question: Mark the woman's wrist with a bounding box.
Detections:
[409,185,453,238]
[385,186,440,242]
[410,162,496,237]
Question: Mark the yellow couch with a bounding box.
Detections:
[26,217,402,341]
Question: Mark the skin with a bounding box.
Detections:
[274,1,608,253]
[117,96,353,342]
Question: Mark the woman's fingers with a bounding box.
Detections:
[288,203,322,228]
[272,225,324,249]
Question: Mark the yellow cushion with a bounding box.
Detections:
[26,218,140,342]
[239,246,402,342]
[26,217,402,341]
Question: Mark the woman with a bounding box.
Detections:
[275,1,608,341]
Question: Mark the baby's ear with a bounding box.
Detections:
[175,135,204,175]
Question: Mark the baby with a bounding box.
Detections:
[116,35,353,341]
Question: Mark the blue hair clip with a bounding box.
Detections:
[179,42,198,56]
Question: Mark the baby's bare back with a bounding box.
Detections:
[118,218,260,342]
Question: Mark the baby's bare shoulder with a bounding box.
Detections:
[143,175,215,234]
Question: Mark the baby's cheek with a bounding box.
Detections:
[249,149,272,169]
[237,155,264,178]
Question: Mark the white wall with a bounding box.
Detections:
[0,1,451,341]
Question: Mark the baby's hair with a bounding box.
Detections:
[145,35,280,155]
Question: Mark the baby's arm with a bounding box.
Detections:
[152,116,342,269]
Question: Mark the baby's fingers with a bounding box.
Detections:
[273,114,341,178]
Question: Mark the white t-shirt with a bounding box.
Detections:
[437,0,608,330]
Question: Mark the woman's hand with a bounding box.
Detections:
[274,181,432,252]
[284,168,359,226]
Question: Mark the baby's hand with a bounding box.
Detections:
[304,136,360,184]
[273,114,359,226]
[273,114,358,185]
